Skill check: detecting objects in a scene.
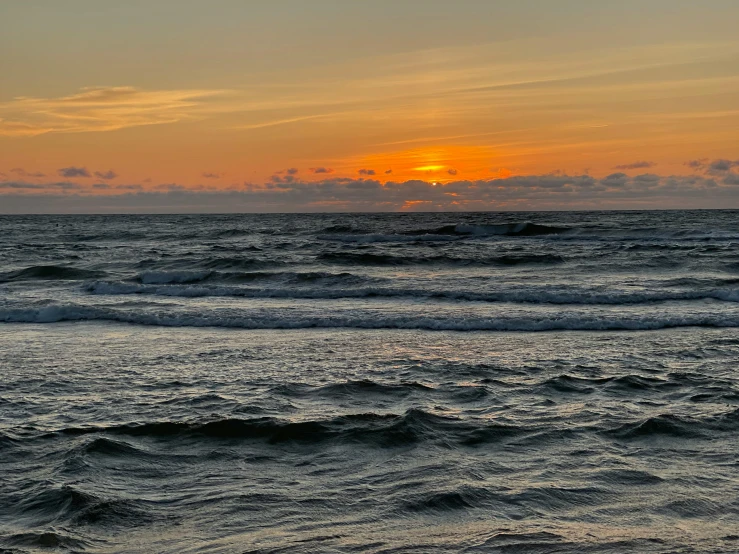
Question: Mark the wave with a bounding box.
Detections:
[1,530,89,551]
[131,270,366,286]
[318,224,368,234]
[403,222,571,237]
[317,252,565,266]
[3,303,739,330]
[271,380,435,399]
[536,374,673,395]
[402,485,503,513]
[60,231,149,242]
[9,480,149,530]
[318,222,571,243]
[53,409,526,448]
[84,281,739,305]
[606,409,739,440]
[134,256,278,272]
[448,222,571,237]
[0,265,107,282]
[318,233,463,243]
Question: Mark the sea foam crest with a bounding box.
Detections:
[3,303,739,331]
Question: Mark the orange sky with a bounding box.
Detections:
[1,1,739,211]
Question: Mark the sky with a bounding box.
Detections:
[1,0,739,213]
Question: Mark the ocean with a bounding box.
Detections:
[1,211,738,553]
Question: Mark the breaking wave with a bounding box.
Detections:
[84,281,739,305]
[3,303,739,330]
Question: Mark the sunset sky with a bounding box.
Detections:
[2,0,739,212]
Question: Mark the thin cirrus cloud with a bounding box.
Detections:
[0,86,229,136]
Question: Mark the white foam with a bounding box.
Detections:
[2,303,739,331]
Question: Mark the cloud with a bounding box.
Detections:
[157,183,186,191]
[685,158,739,175]
[3,169,739,212]
[58,166,91,178]
[201,172,222,179]
[447,168,458,176]
[385,169,393,174]
[0,181,80,191]
[270,174,297,184]
[11,168,46,178]
[310,167,334,174]
[685,159,708,170]
[0,86,228,136]
[286,168,299,175]
[613,161,656,170]
[358,169,376,176]
[0,181,48,190]
[116,184,144,191]
[94,170,118,180]
[707,159,739,173]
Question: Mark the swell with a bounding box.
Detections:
[50,409,526,447]
[134,256,279,273]
[317,222,570,238]
[409,222,571,237]
[85,281,739,304]
[10,482,149,529]
[316,221,739,242]
[0,265,107,282]
[38,407,739,448]
[605,411,739,440]
[272,379,435,399]
[133,270,365,285]
[317,252,565,266]
[3,303,739,331]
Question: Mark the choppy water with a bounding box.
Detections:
[1,211,738,552]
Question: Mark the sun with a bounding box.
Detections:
[413,165,446,172]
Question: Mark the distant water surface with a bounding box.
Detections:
[1,211,738,553]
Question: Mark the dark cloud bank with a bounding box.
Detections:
[2,168,739,213]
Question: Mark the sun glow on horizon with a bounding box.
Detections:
[413,165,446,172]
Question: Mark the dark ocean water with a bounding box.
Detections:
[1,211,738,553]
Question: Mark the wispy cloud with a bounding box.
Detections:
[0,86,228,136]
